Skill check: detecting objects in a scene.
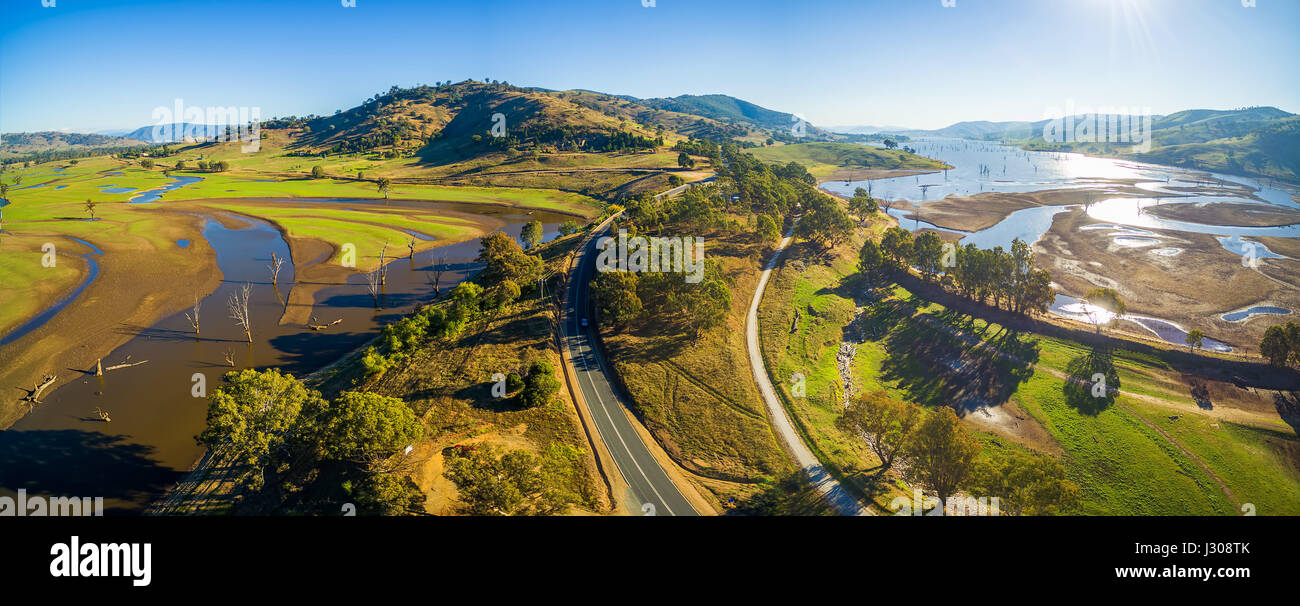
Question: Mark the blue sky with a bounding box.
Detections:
[1,0,1296,133]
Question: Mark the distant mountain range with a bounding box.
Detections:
[0,131,145,159]
[824,124,914,135]
[116,123,236,144]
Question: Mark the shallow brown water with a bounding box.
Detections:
[0,201,567,513]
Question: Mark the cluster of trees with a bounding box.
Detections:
[558,219,583,237]
[847,187,879,224]
[195,160,230,171]
[593,142,851,338]
[862,230,1055,316]
[591,257,732,339]
[597,131,662,152]
[671,138,720,159]
[1261,321,1300,368]
[477,231,543,289]
[361,297,470,377]
[197,368,425,514]
[495,360,563,408]
[477,123,659,155]
[794,188,855,249]
[442,442,588,515]
[838,390,1080,515]
[326,118,422,155]
[362,232,545,378]
[3,144,150,165]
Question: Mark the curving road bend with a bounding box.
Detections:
[746,227,871,516]
[562,214,698,516]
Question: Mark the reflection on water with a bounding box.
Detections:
[1049,294,1232,352]
[1216,235,1285,260]
[1113,236,1159,247]
[130,176,204,203]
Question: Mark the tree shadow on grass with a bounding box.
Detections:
[876,312,1036,414]
[1190,380,1214,410]
[612,330,690,364]
[1063,345,1120,416]
[1273,391,1300,436]
[724,472,838,516]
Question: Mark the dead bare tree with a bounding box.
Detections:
[365,268,382,308]
[378,241,389,286]
[307,315,342,331]
[222,348,236,367]
[268,252,284,285]
[19,374,56,411]
[428,253,447,295]
[407,235,416,259]
[100,357,148,372]
[228,282,253,343]
[185,295,201,338]
[93,407,111,422]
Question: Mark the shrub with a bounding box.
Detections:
[519,360,561,408]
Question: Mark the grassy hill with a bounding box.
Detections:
[275,81,670,162]
[749,142,951,180]
[1132,115,1300,182]
[554,90,756,142]
[1016,107,1300,182]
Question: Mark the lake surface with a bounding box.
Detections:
[0,202,568,513]
[130,175,204,203]
[824,138,1300,253]
[1221,306,1291,322]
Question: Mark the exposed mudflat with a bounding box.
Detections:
[1145,202,1300,228]
[895,183,1149,233]
[1035,208,1300,349]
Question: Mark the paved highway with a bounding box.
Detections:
[562,215,698,516]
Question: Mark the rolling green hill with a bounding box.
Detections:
[749,142,951,180]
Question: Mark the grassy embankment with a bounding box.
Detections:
[596,220,804,510]
[758,214,1300,515]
